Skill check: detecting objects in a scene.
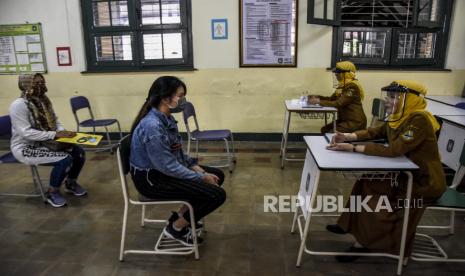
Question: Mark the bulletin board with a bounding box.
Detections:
[239,0,298,67]
[0,23,47,74]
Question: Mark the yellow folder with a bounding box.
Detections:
[56,133,103,146]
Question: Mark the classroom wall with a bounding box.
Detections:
[0,0,464,134]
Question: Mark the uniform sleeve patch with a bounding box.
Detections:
[401,130,414,141]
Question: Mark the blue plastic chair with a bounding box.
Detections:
[182,102,236,173]
[455,102,465,110]
[0,115,46,202]
[70,96,122,151]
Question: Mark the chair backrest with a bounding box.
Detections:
[455,102,465,110]
[371,98,384,117]
[182,101,199,134]
[117,134,132,202]
[70,96,91,114]
[0,115,12,137]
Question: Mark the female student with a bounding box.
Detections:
[9,74,87,208]
[326,80,446,262]
[130,76,226,246]
[309,61,367,133]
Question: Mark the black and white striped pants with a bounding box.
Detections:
[130,165,226,222]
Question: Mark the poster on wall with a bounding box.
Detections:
[0,23,47,74]
[240,0,298,67]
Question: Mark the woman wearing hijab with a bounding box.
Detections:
[9,73,87,208]
[309,61,367,133]
[325,80,446,262]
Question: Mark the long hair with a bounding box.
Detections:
[131,76,186,133]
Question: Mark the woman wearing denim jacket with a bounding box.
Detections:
[130,76,226,246]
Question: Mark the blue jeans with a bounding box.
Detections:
[43,145,86,188]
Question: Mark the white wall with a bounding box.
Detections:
[1,0,463,72]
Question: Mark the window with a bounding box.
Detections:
[308,0,454,69]
[81,0,193,72]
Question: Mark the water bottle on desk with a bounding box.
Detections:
[300,95,308,107]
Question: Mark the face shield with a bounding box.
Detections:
[380,83,409,122]
[331,68,348,88]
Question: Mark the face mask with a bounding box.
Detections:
[169,97,187,113]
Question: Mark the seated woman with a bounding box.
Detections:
[309,61,367,133]
[9,74,87,208]
[326,80,446,262]
[130,76,226,246]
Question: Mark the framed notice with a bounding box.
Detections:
[240,0,298,67]
[0,23,47,74]
[57,47,72,66]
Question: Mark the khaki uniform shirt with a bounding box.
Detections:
[354,112,446,201]
[320,82,367,132]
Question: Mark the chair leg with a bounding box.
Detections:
[31,166,47,203]
[449,211,455,235]
[116,120,123,140]
[104,126,113,153]
[185,203,199,260]
[195,140,199,158]
[224,138,233,173]
[141,205,146,227]
[230,133,237,163]
[119,203,129,261]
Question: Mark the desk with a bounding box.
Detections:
[280,100,337,168]
[426,95,464,106]
[427,100,465,116]
[437,115,465,189]
[291,136,418,275]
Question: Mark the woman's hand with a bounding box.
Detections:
[202,173,219,186]
[330,131,346,144]
[191,165,205,174]
[308,96,320,105]
[170,143,182,152]
[326,143,354,152]
[55,131,76,139]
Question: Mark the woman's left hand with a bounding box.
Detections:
[190,165,205,174]
[326,142,354,152]
[170,143,182,152]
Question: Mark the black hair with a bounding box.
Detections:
[131,76,186,133]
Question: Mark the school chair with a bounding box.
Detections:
[182,101,236,173]
[0,115,46,202]
[117,135,200,261]
[412,187,465,263]
[370,98,384,127]
[70,96,122,151]
[455,102,465,110]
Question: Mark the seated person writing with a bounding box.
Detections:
[309,61,367,133]
[326,80,446,262]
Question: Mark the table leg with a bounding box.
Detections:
[281,110,291,169]
[333,112,337,132]
[397,171,413,275]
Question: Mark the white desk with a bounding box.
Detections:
[291,136,418,275]
[437,115,465,189]
[426,95,465,107]
[427,100,465,116]
[280,100,337,168]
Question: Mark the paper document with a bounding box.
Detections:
[56,133,103,146]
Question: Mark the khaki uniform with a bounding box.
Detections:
[338,112,446,256]
[319,82,367,133]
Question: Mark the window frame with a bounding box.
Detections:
[307,0,341,26]
[321,0,454,69]
[80,0,194,72]
[335,27,392,66]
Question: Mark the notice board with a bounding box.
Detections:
[0,23,47,74]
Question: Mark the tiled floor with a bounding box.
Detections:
[0,142,464,276]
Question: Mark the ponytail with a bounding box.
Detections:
[130,76,186,134]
